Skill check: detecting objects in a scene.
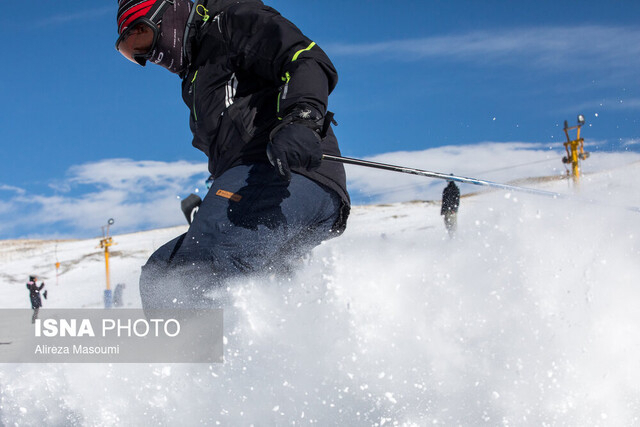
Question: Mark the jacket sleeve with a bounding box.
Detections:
[222,3,338,118]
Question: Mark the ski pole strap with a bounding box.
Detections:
[321,111,337,138]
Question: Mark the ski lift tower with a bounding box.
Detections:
[562,114,590,184]
[99,218,116,308]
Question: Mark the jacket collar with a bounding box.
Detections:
[182,0,265,74]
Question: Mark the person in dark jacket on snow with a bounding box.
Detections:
[26,275,46,323]
[115,0,350,310]
[441,181,460,238]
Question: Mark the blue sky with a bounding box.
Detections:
[1,1,640,239]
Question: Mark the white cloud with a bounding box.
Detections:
[0,184,25,195]
[622,138,640,147]
[67,158,206,191]
[327,25,640,73]
[0,159,208,239]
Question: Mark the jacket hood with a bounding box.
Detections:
[183,0,264,70]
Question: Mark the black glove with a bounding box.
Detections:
[267,106,324,181]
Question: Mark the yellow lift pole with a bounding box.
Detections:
[562,114,590,184]
[99,218,116,308]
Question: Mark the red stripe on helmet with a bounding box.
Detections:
[117,1,155,34]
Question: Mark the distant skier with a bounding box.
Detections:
[26,275,46,323]
[441,181,460,238]
[115,0,349,310]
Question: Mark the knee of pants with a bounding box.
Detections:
[139,233,219,311]
[140,261,218,312]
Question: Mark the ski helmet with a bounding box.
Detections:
[116,0,174,66]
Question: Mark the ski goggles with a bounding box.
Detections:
[115,0,174,66]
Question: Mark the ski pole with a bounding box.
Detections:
[322,154,640,213]
[322,154,566,199]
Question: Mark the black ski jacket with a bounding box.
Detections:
[181,0,349,229]
[441,182,460,215]
[26,281,44,309]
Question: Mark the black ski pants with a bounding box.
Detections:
[139,163,342,310]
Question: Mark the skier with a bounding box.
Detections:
[115,0,350,310]
[441,181,460,238]
[26,275,46,323]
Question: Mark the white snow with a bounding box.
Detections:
[1,145,640,425]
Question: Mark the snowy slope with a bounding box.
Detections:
[1,155,640,425]
[0,226,186,309]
